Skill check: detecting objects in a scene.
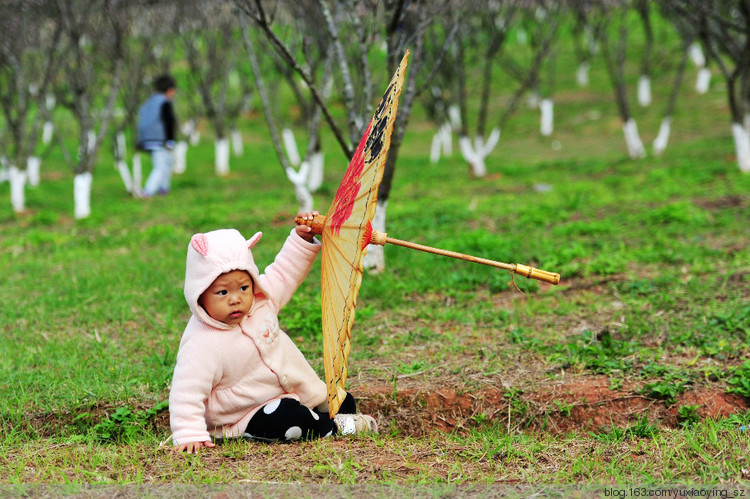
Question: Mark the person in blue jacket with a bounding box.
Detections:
[137,74,177,197]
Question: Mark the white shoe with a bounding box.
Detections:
[333,413,378,435]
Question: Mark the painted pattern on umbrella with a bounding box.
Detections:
[320,52,409,417]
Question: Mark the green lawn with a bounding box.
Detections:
[1,55,750,485]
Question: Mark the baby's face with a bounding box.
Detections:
[199,270,254,325]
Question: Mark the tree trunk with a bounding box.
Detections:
[215,138,230,176]
[638,75,652,107]
[132,154,143,194]
[10,166,27,213]
[174,142,188,174]
[696,68,711,94]
[307,150,324,192]
[623,119,646,159]
[540,98,554,136]
[27,156,41,187]
[732,122,750,173]
[117,159,134,193]
[231,129,244,157]
[653,117,672,156]
[363,199,388,274]
[74,172,93,220]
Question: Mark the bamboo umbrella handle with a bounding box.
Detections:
[376,234,560,285]
[294,214,560,285]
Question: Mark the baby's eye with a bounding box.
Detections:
[241,285,250,292]
[217,290,228,296]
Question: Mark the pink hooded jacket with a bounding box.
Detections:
[168,228,327,446]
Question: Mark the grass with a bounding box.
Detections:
[2,25,750,487]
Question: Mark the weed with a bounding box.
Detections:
[726,360,750,398]
[84,401,168,444]
[677,405,701,428]
[553,400,574,417]
[591,416,660,443]
[545,330,634,374]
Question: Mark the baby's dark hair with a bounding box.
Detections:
[153,74,176,93]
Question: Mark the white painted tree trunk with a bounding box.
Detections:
[441,123,453,156]
[282,128,301,166]
[653,117,672,157]
[42,94,55,146]
[132,153,143,194]
[364,199,387,274]
[623,119,646,159]
[174,141,187,174]
[87,130,96,154]
[638,75,652,107]
[116,160,134,193]
[576,62,590,87]
[10,166,27,213]
[27,156,41,186]
[42,121,54,144]
[459,136,485,177]
[689,42,705,67]
[0,157,8,182]
[540,99,554,136]
[74,171,93,219]
[116,131,127,159]
[459,128,500,178]
[430,123,453,163]
[731,122,750,173]
[448,105,461,130]
[285,165,313,212]
[527,90,540,109]
[231,129,243,157]
[307,151,324,192]
[695,68,711,94]
[182,119,200,145]
[215,138,230,176]
[430,129,442,164]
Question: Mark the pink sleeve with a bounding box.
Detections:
[168,338,217,446]
[259,229,320,311]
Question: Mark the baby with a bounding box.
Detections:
[169,212,376,453]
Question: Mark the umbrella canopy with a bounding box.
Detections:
[319,51,409,417]
[296,50,560,417]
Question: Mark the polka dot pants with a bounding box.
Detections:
[244,393,356,442]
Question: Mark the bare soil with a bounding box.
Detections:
[352,375,749,437]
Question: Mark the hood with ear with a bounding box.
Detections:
[184,229,269,330]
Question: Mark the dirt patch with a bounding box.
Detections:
[355,375,750,436]
[14,375,749,440]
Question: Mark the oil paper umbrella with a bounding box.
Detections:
[296,51,559,417]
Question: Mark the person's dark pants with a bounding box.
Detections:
[244,393,356,442]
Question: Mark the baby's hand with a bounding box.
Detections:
[174,440,215,454]
[295,210,320,243]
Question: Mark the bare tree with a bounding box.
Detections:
[451,0,518,178]
[587,0,646,159]
[235,0,455,272]
[669,0,750,172]
[179,1,247,176]
[47,0,128,219]
[112,1,178,194]
[446,1,560,177]
[569,2,597,87]
[0,0,64,213]
[652,4,696,156]
[635,0,655,107]
[240,7,333,211]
